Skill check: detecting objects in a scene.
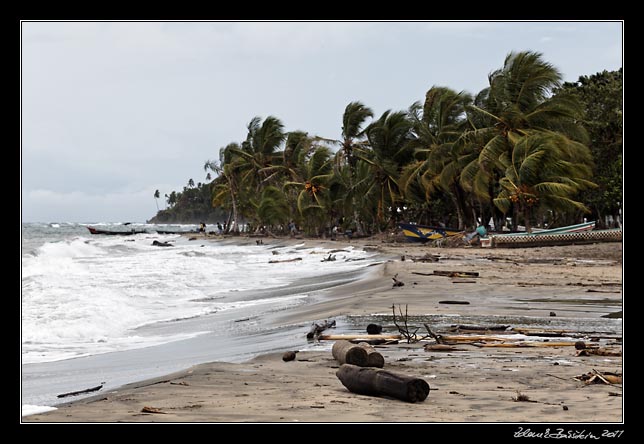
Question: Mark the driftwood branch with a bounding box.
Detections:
[306,319,336,340]
[57,384,103,398]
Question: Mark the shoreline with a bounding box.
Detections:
[23,239,622,422]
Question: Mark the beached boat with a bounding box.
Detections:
[398,223,462,243]
[87,227,147,235]
[480,221,622,248]
[500,220,596,236]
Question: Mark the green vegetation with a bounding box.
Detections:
[150,51,622,234]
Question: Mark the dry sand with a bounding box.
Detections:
[24,239,623,423]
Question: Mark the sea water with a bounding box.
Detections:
[21,223,378,365]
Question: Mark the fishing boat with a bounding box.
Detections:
[398,223,462,243]
[87,227,147,235]
[479,221,622,248]
[500,220,596,236]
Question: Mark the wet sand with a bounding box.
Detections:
[24,239,622,423]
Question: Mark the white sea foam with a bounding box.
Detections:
[22,405,58,417]
[21,228,377,364]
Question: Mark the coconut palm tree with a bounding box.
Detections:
[333,101,373,235]
[360,110,414,230]
[400,86,473,229]
[460,51,591,228]
[153,189,160,211]
[493,132,596,231]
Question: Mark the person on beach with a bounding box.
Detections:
[217,222,223,234]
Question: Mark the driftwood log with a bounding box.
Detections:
[306,320,336,340]
[336,364,430,403]
[319,334,401,341]
[332,340,384,368]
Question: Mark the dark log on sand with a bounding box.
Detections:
[332,340,384,368]
[336,364,430,403]
[319,334,401,341]
[306,320,336,340]
[433,270,479,278]
[57,384,103,398]
[152,240,173,247]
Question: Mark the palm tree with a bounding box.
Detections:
[461,51,591,228]
[493,133,595,231]
[361,110,414,230]
[232,116,286,194]
[334,101,373,235]
[204,143,245,233]
[153,189,160,211]
[188,178,195,188]
[400,86,472,229]
[257,186,290,230]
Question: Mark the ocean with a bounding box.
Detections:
[21,222,380,411]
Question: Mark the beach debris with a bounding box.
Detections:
[319,334,401,341]
[306,319,336,340]
[392,274,405,287]
[152,240,173,247]
[336,364,430,403]
[513,391,536,403]
[438,300,470,305]
[433,270,479,278]
[575,341,588,350]
[188,237,197,241]
[268,257,302,263]
[391,304,439,343]
[332,340,384,368]
[401,255,405,261]
[170,381,189,386]
[321,253,336,262]
[350,338,399,345]
[424,344,462,352]
[141,406,167,414]
[449,324,510,333]
[550,311,557,317]
[574,369,622,385]
[575,348,622,357]
[452,279,477,283]
[410,253,440,263]
[57,384,103,398]
[256,239,264,245]
[366,323,383,335]
[271,250,279,255]
[282,351,298,362]
[602,311,622,319]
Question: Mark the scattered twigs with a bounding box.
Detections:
[390,304,436,343]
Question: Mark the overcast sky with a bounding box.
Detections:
[21,21,622,223]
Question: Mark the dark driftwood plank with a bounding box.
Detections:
[57,384,103,398]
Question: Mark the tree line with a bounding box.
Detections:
[152,51,622,235]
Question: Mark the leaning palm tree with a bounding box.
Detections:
[360,110,414,230]
[401,86,472,229]
[493,132,596,231]
[460,51,590,228]
[233,116,286,194]
[204,142,246,233]
[333,101,374,235]
[153,189,160,211]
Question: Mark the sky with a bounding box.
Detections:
[21,21,623,223]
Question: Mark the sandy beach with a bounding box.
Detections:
[24,237,623,423]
